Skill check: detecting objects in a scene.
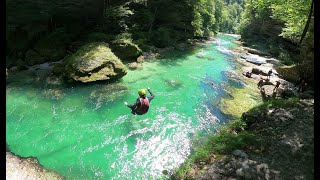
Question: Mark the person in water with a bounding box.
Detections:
[124,87,155,115]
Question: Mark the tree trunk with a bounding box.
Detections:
[299,0,313,45]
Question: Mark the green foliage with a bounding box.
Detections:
[191,0,218,37]
[278,50,293,65]
[175,118,258,178]
[113,32,134,44]
[271,0,313,43]
[209,130,257,154]
[219,0,244,33]
[104,5,134,33]
[238,0,313,44]
[248,97,300,113]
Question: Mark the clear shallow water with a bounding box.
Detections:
[6,34,239,179]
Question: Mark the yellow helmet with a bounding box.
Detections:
[138,89,146,96]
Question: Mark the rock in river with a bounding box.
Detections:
[64,42,127,83]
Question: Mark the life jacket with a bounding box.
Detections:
[135,98,149,115]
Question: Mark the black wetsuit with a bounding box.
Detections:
[127,89,155,115]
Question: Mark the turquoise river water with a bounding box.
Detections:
[6,34,240,179]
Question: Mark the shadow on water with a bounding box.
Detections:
[200,75,231,122]
[221,70,246,89]
[162,78,184,90]
[154,46,201,67]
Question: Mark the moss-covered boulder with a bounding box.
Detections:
[275,65,300,83]
[64,42,127,83]
[111,35,142,61]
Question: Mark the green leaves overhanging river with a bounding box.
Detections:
[6,34,243,179]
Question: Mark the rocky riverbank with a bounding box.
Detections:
[6,152,65,180]
[173,42,314,180]
[175,98,313,180]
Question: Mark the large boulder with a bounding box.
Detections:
[275,65,300,83]
[64,42,127,83]
[110,35,142,61]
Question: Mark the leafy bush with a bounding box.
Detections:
[278,50,293,65]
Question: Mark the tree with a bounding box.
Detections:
[298,0,313,44]
[271,0,313,43]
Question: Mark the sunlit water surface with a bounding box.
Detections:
[7,34,240,179]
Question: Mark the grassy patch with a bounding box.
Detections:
[174,118,259,179]
[248,97,299,113]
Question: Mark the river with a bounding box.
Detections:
[6,34,240,179]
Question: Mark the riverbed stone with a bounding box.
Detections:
[89,83,129,103]
[127,62,143,70]
[110,38,142,61]
[6,152,64,180]
[232,149,248,159]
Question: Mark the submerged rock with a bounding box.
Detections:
[89,83,129,103]
[127,62,143,70]
[110,36,142,61]
[164,79,183,89]
[43,89,65,100]
[195,50,215,60]
[64,42,127,83]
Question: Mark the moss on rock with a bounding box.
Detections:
[64,42,127,83]
[219,79,262,118]
[275,65,300,83]
[111,33,142,61]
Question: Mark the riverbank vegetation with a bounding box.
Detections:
[6,0,314,179]
[7,0,313,86]
[174,97,313,179]
[237,0,314,86]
